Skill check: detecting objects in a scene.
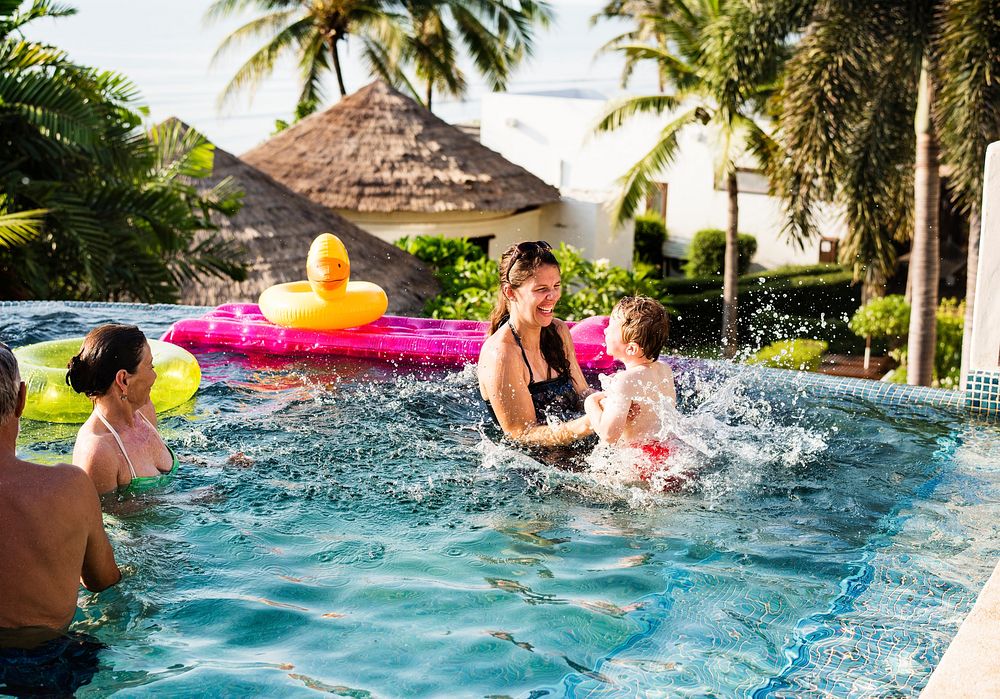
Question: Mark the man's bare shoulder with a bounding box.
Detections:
[29,461,92,489]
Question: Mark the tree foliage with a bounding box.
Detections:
[0,1,247,302]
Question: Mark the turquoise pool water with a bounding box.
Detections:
[3,302,1000,697]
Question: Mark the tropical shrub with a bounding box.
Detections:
[0,4,247,302]
[684,229,757,278]
[553,245,660,320]
[934,298,965,390]
[848,295,910,348]
[748,339,829,371]
[395,235,486,270]
[633,214,666,266]
[850,296,965,388]
[668,266,860,352]
[395,237,661,322]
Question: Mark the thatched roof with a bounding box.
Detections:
[242,80,561,214]
[178,128,439,314]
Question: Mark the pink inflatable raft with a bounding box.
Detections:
[161,303,616,370]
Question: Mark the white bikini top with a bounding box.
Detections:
[95,410,165,480]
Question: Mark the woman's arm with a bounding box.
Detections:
[479,339,592,447]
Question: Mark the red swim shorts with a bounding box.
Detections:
[636,442,685,490]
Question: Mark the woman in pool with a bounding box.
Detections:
[478,241,594,446]
[68,324,177,495]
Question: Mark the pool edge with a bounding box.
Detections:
[920,559,1000,698]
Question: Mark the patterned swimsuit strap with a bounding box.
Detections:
[507,319,536,384]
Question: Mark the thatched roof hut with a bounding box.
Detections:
[242,80,561,214]
[179,135,439,314]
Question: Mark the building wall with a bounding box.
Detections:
[966,141,1000,419]
[481,91,848,270]
[339,200,632,267]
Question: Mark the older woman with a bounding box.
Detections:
[478,241,594,446]
[68,324,177,494]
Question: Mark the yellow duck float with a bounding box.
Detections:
[259,233,388,330]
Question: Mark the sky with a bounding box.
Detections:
[26,0,658,155]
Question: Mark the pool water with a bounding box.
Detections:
[3,302,1000,697]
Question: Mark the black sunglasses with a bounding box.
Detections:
[505,240,552,283]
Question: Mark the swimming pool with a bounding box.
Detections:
[4,302,999,697]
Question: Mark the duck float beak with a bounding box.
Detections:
[307,233,351,300]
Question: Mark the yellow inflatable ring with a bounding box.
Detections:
[13,338,201,423]
[259,233,388,330]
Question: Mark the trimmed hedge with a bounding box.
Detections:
[749,339,829,371]
[684,229,757,277]
[634,214,667,266]
[666,267,861,352]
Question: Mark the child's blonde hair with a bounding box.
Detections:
[612,296,670,360]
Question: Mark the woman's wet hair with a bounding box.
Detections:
[488,241,570,379]
[0,342,20,426]
[66,324,147,397]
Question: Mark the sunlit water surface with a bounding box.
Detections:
[3,302,1000,698]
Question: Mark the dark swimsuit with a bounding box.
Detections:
[484,321,584,427]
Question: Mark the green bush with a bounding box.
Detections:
[748,339,829,371]
[634,214,667,266]
[848,295,910,347]
[667,268,860,351]
[395,235,485,270]
[848,296,965,388]
[554,244,661,320]
[684,229,757,278]
[935,298,965,389]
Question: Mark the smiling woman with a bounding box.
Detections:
[477,241,595,447]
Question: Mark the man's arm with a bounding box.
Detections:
[78,474,121,591]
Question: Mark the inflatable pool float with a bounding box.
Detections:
[161,304,616,371]
[259,233,388,330]
[14,338,201,423]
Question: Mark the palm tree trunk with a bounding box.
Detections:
[722,169,739,359]
[906,64,940,386]
[426,81,433,111]
[329,36,347,97]
[960,205,981,384]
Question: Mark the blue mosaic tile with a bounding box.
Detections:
[964,370,1000,420]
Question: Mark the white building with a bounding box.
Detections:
[480,90,848,271]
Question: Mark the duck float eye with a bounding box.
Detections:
[259,233,389,330]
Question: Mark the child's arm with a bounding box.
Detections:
[587,378,633,444]
[584,391,605,429]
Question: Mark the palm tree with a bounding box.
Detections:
[365,0,551,110]
[591,0,685,92]
[723,0,1000,386]
[207,0,400,113]
[594,0,780,358]
[1,0,247,302]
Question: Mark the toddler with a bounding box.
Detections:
[585,296,678,480]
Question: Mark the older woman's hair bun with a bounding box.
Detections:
[66,324,147,397]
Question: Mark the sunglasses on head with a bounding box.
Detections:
[505,240,552,283]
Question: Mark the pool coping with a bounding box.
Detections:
[920,560,1000,697]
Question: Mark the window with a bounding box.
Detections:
[819,237,839,264]
[645,182,668,222]
[468,235,494,256]
[715,168,771,195]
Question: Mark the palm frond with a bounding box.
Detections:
[0,205,46,248]
[595,93,680,132]
[611,107,700,224]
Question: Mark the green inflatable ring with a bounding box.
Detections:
[13,338,201,423]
